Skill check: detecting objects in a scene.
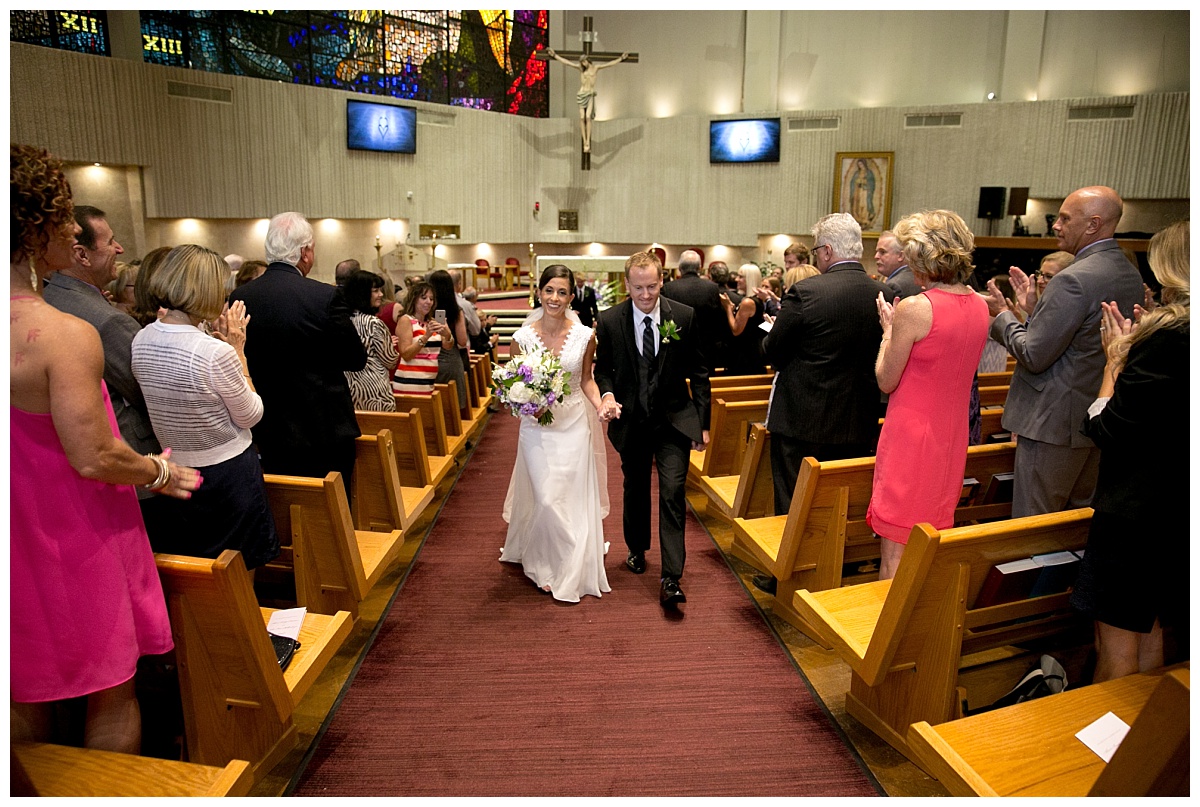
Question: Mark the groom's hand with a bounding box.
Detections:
[692,430,709,451]
[598,394,621,422]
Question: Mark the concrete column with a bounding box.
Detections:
[1000,10,1046,103]
[743,10,781,113]
[107,10,143,62]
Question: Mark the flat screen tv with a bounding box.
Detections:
[710,118,780,164]
[347,99,416,154]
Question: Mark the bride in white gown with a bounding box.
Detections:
[500,265,611,602]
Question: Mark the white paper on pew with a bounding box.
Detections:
[1075,711,1130,762]
[267,607,307,641]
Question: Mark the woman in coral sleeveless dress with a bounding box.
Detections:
[10,144,200,751]
[868,210,989,579]
[500,264,611,602]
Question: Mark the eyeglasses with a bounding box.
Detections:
[814,243,831,253]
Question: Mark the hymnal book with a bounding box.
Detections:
[980,472,1015,504]
[1029,550,1082,598]
[975,557,1041,607]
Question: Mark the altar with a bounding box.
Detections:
[535,255,629,284]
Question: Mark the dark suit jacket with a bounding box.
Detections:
[661,273,730,372]
[763,261,892,444]
[991,240,1144,447]
[593,297,711,453]
[1081,324,1188,522]
[42,272,161,457]
[570,284,599,328]
[884,265,923,299]
[228,262,367,467]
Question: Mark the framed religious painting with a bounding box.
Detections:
[832,151,894,236]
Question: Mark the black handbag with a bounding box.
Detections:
[269,633,301,672]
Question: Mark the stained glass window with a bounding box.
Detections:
[11,10,110,56]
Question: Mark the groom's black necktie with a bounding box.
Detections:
[639,316,657,415]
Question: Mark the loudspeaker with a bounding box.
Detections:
[1007,187,1030,216]
[977,186,1006,219]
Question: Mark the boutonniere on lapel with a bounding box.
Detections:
[658,319,681,345]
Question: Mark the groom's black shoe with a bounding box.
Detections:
[660,578,686,607]
[751,574,777,595]
[625,552,646,574]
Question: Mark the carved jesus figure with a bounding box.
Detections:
[545,48,630,154]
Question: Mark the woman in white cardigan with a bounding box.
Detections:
[131,244,279,568]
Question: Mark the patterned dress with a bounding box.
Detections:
[346,311,399,411]
[392,317,440,396]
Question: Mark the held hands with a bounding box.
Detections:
[598,395,622,423]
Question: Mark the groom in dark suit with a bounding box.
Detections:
[594,252,711,608]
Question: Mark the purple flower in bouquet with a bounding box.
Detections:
[491,347,573,427]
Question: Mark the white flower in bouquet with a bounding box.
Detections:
[492,348,573,426]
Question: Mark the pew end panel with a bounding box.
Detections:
[793,509,1094,766]
[906,665,1188,797]
[155,550,352,784]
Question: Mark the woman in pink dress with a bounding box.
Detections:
[868,210,989,579]
[10,145,200,752]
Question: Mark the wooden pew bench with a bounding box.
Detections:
[731,441,1017,639]
[687,398,768,486]
[792,508,1093,767]
[977,384,1009,408]
[264,471,405,622]
[358,408,455,488]
[977,369,1012,387]
[707,372,774,389]
[354,427,436,533]
[12,742,253,797]
[156,550,352,785]
[393,386,466,461]
[700,421,774,522]
[908,665,1189,796]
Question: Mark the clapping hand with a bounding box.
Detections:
[1099,300,1133,355]
[982,278,1009,317]
[875,291,897,337]
[212,300,250,350]
[1009,266,1038,315]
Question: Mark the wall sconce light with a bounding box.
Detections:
[534,201,540,214]
[986,92,997,101]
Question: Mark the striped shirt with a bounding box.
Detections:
[131,321,263,467]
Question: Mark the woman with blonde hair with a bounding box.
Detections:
[129,245,173,326]
[104,261,138,314]
[783,263,819,293]
[130,244,279,568]
[1070,220,1189,682]
[10,144,199,753]
[868,210,990,579]
[718,263,768,374]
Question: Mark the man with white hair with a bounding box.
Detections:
[228,212,367,496]
[760,214,892,569]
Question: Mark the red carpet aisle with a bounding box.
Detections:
[292,411,880,797]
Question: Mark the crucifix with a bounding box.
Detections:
[536,16,638,170]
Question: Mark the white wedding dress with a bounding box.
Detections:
[500,319,610,602]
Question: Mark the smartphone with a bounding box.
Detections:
[435,309,447,326]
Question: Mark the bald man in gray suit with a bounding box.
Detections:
[984,186,1143,517]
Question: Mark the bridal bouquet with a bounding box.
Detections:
[492,348,572,426]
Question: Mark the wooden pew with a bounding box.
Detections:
[357,408,454,489]
[977,370,1012,387]
[731,441,1017,638]
[701,422,774,522]
[394,387,467,459]
[354,428,435,533]
[708,373,774,389]
[263,471,405,622]
[687,398,768,486]
[980,407,1010,442]
[693,384,771,404]
[907,665,1189,796]
[12,742,253,797]
[432,381,471,454]
[156,550,352,784]
[977,384,1009,408]
[792,508,1093,767]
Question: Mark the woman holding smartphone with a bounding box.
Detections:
[428,269,470,409]
[393,281,450,396]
